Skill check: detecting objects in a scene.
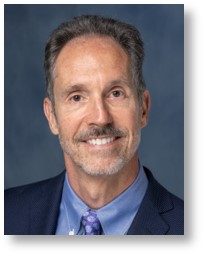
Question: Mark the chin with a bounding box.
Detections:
[77,157,127,176]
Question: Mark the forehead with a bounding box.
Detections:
[55,35,130,73]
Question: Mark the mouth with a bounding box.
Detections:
[76,125,127,147]
[80,136,120,147]
[86,137,116,146]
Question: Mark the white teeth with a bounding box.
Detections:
[87,137,115,145]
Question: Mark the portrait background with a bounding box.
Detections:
[4,4,184,199]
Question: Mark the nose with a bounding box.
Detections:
[86,97,113,127]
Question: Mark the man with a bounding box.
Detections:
[4,15,184,235]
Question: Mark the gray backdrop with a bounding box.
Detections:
[4,4,184,199]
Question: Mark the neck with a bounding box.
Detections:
[64,155,139,209]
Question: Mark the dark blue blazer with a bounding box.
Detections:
[4,168,184,235]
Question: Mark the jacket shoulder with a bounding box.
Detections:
[4,171,65,235]
[5,171,64,203]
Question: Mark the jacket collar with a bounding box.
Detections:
[127,167,173,235]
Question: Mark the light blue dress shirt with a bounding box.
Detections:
[55,164,148,235]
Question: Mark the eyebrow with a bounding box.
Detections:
[60,78,131,98]
[109,79,130,87]
[60,84,87,98]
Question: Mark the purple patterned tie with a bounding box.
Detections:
[81,210,102,235]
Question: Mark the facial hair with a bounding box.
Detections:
[58,124,141,176]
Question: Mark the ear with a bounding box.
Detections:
[140,90,151,128]
[43,98,59,135]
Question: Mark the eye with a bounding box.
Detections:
[111,90,124,98]
[70,94,82,102]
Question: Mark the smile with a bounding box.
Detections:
[86,137,116,145]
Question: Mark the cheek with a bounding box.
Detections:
[55,108,86,141]
[114,105,141,130]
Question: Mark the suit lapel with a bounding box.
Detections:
[29,171,65,235]
[127,168,173,235]
[127,198,169,235]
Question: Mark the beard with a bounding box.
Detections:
[58,124,141,176]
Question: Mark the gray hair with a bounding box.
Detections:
[44,15,146,104]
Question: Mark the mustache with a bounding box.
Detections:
[75,124,127,142]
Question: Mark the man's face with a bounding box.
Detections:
[44,36,150,176]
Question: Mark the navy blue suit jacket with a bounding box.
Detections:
[4,168,184,235]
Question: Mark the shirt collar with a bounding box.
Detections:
[62,163,148,235]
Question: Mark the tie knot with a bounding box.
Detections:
[81,210,102,235]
